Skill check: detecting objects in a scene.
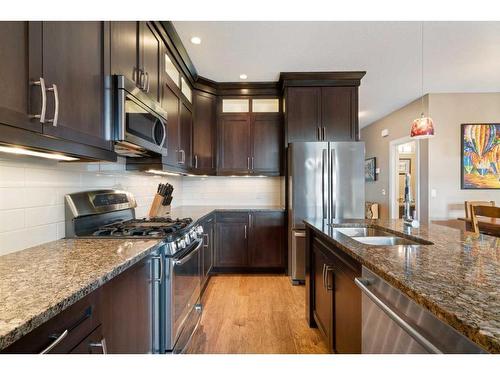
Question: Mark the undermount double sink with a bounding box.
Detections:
[332,227,432,246]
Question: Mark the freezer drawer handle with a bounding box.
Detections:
[89,337,108,354]
[293,231,306,238]
[354,277,443,354]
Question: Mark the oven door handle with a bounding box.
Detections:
[173,240,202,266]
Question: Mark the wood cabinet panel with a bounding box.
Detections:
[140,22,160,102]
[218,114,251,172]
[251,113,282,174]
[286,87,321,143]
[215,212,249,267]
[248,211,285,267]
[0,22,42,132]
[180,102,193,168]
[162,84,180,166]
[193,91,216,172]
[39,21,109,150]
[321,86,356,141]
[102,255,153,354]
[312,241,334,350]
[110,21,139,84]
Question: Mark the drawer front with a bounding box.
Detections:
[216,211,249,223]
[70,325,107,354]
[2,288,101,354]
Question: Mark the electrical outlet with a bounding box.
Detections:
[381,189,386,196]
[381,129,389,137]
[431,189,437,198]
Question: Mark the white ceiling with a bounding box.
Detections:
[172,21,500,128]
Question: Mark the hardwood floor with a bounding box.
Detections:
[185,274,329,354]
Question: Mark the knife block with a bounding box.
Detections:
[148,194,172,218]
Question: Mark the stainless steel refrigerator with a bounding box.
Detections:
[287,142,365,284]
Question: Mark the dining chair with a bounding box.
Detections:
[471,205,500,234]
[464,200,495,219]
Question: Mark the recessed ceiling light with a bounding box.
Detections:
[239,74,248,80]
[0,145,79,161]
[190,36,201,45]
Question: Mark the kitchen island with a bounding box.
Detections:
[304,218,500,354]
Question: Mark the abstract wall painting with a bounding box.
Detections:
[461,124,500,189]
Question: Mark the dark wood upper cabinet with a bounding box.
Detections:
[248,211,285,268]
[286,87,321,143]
[110,21,160,102]
[38,22,110,150]
[215,212,249,268]
[218,114,251,173]
[179,102,193,168]
[251,113,282,174]
[321,86,357,141]
[140,22,161,102]
[193,91,216,172]
[0,22,42,133]
[162,84,180,167]
[110,21,139,85]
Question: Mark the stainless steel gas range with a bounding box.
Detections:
[65,189,203,353]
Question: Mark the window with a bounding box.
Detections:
[252,99,279,113]
[165,54,179,87]
[222,99,250,113]
[181,77,192,103]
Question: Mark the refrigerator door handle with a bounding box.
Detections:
[322,148,328,219]
[330,148,337,220]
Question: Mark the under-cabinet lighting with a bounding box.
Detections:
[239,74,248,80]
[0,145,79,161]
[190,36,201,45]
[146,169,183,177]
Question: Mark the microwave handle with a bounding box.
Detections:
[152,119,167,149]
[159,119,166,149]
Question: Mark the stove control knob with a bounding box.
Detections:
[178,239,186,249]
[196,226,203,235]
[171,242,177,252]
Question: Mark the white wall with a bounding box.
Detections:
[428,93,500,219]
[0,154,283,256]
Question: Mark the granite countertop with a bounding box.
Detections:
[0,238,161,351]
[304,218,500,353]
[168,205,285,222]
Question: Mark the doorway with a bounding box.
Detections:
[389,137,420,220]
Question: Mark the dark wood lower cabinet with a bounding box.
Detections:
[2,254,154,354]
[307,228,362,354]
[102,254,153,354]
[214,210,285,272]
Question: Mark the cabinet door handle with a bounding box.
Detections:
[247,157,250,170]
[138,69,145,89]
[152,255,163,283]
[182,149,186,164]
[322,264,327,289]
[325,266,334,291]
[30,78,47,123]
[251,157,254,170]
[248,213,252,228]
[203,233,209,248]
[46,84,59,127]
[89,337,108,354]
[317,127,321,140]
[145,71,150,93]
[322,127,326,140]
[194,154,198,169]
[244,225,247,239]
[40,329,68,354]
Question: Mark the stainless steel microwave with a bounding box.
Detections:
[113,75,168,157]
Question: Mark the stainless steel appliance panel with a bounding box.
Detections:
[288,142,328,230]
[356,266,486,354]
[329,142,365,220]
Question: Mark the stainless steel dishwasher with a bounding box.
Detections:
[355,266,486,354]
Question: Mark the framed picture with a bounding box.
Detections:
[365,157,376,182]
[461,123,500,189]
[398,158,411,175]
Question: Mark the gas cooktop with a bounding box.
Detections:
[92,217,194,237]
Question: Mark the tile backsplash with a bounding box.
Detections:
[0,155,182,256]
[0,154,283,255]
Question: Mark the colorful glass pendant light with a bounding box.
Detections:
[411,22,435,139]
